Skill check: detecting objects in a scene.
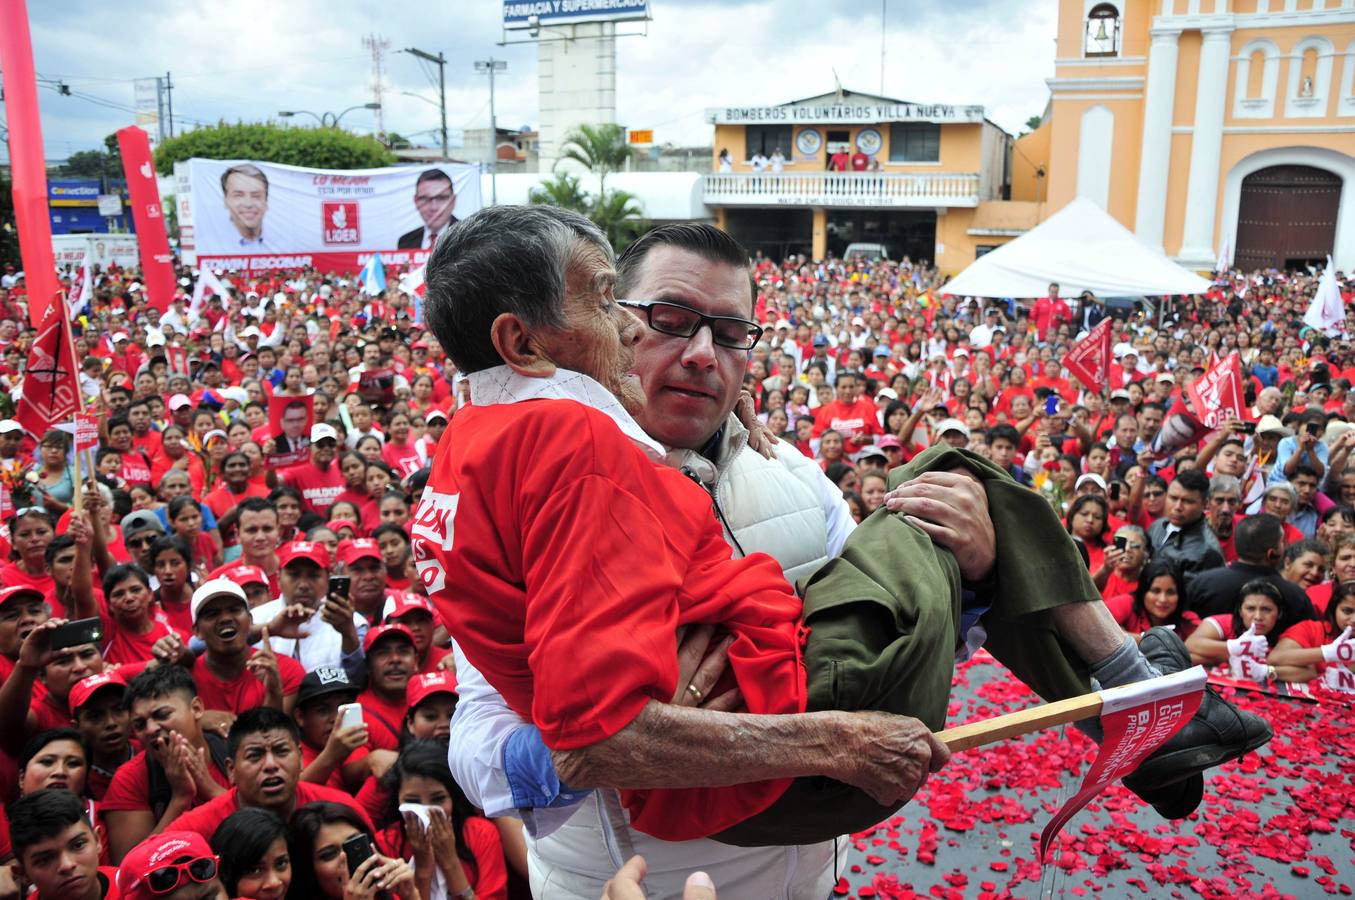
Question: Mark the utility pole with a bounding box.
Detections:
[475,57,507,205]
[405,48,448,160]
[164,71,174,137]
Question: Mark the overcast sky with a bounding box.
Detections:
[8,0,1056,162]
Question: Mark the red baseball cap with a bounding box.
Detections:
[407,670,458,708]
[212,563,270,589]
[339,538,382,566]
[117,831,218,900]
[278,541,331,570]
[0,585,45,609]
[383,592,438,624]
[327,519,361,536]
[363,622,416,654]
[69,670,127,713]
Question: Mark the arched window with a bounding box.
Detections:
[1247,50,1266,98]
[1298,47,1319,97]
[1085,4,1120,58]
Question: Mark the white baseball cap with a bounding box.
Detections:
[190,578,247,623]
[1076,473,1108,492]
[311,423,338,442]
[0,420,23,435]
[936,418,970,438]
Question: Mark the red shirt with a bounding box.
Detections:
[1104,593,1199,639]
[811,398,883,449]
[131,430,163,458]
[279,460,345,514]
[168,782,374,841]
[118,450,153,489]
[193,651,305,714]
[300,739,370,792]
[356,688,408,751]
[1278,619,1333,659]
[417,398,805,841]
[203,481,270,520]
[1307,582,1333,615]
[102,748,232,813]
[382,440,425,479]
[1100,570,1139,601]
[97,603,174,668]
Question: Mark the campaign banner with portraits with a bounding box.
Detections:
[267,394,314,468]
[186,158,482,273]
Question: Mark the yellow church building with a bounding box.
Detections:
[703,1,1355,273]
[1020,0,1355,272]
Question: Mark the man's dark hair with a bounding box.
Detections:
[1144,474,1168,492]
[1292,462,1320,483]
[221,163,269,197]
[107,415,130,434]
[6,789,90,860]
[227,706,300,758]
[424,205,607,373]
[220,451,249,474]
[44,534,75,567]
[615,223,754,313]
[1172,468,1211,500]
[415,168,453,190]
[107,385,131,399]
[987,424,1020,446]
[127,398,149,413]
[1139,401,1166,415]
[283,399,307,415]
[124,662,198,712]
[1283,538,1329,568]
[833,369,856,387]
[1234,514,1284,563]
[237,497,277,520]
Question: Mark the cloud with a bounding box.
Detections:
[9,0,1054,160]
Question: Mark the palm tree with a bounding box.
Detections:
[590,187,645,251]
[556,123,632,196]
[527,173,589,213]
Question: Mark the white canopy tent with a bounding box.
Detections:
[941,197,1213,299]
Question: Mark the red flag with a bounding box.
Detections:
[1039,668,1206,862]
[15,293,82,438]
[1186,352,1252,429]
[0,0,61,326]
[1062,318,1113,392]
[116,126,177,313]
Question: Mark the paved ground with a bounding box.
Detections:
[839,653,1354,900]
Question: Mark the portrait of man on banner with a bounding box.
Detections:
[220,162,274,251]
[267,394,313,467]
[397,168,458,250]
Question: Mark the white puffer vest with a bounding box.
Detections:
[668,413,833,586]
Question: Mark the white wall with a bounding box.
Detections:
[1076,104,1114,209]
[537,21,618,174]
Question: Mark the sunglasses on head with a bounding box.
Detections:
[146,855,218,894]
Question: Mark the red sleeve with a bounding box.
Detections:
[277,655,305,696]
[522,471,680,749]
[100,754,149,812]
[462,815,508,900]
[1103,593,1134,628]
[811,404,833,437]
[297,782,377,833]
[1279,619,1327,650]
[354,776,387,824]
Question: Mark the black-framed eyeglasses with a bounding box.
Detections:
[618,299,764,351]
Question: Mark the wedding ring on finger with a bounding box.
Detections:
[686,683,704,704]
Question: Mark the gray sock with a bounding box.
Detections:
[1075,636,1164,744]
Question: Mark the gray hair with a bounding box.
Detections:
[423,205,611,373]
[1209,474,1242,499]
[1113,523,1148,547]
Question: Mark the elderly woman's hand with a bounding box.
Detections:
[736,391,779,460]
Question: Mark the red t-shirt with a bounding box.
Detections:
[131,430,163,458]
[203,481,270,521]
[157,595,194,640]
[168,782,374,841]
[1307,582,1333,615]
[119,450,153,489]
[1103,593,1199,639]
[382,440,425,479]
[811,399,883,448]
[416,398,805,841]
[1278,619,1333,662]
[97,605,174,668]
[193,651,305,714]
[356,688,408,751]
[101,748,232,813]
[300,739,371,792]
[419,644,452,675]
[1100,570,1139,601]
[279,461,345,514]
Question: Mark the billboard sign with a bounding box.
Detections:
[706,103,986,125]
[48,179,101,207]
[503,0,649,29]
[51,234,140,269]
[186,159,482,273]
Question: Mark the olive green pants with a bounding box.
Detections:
[713,445,1103,847]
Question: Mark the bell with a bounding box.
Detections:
[1094,18,1109,41]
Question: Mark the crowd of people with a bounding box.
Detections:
[0,218,1350,899]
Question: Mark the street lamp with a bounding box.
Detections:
[474,58,507,205]
[278,103,381,128]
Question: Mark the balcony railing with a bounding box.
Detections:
[701,172,981,208]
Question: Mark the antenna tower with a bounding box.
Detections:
[363,33,391,134]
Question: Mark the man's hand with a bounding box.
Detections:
[324,720,369,763]
[16,618,65,671]
[831,710,950,808]
[246,628,283,703]
[1101,545,1126,571]
[150,632,186,667]
[267,603,312,641]
[672,625,741,712]
[884,468,996,582]
[199,709,236,739]
[602,856,718,900]
[321,593,359,649]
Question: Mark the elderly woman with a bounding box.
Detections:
[417,206,1265,888]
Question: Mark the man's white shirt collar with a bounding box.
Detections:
[467,366,666,461]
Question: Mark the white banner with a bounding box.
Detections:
[51,234,140,269]
[187,158,482,269]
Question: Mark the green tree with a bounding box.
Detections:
[383,132,414,150]
[556,123,632,196]
[1024,115,1043,132]
[152,121,395,175]
[0,169,18,271]
[59,150,114,178]
[590,187,645,252]
[527,173,589,212]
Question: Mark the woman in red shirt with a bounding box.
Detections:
[1185,580,1283,667]
[167,496,220,571]
[1066,494,1110,573]
[381,411,427,480]
[380,742,508,900]
[149,426,207,500]
[1,509,57,599]
[1094,524,1148,599]
[1269,581,1355,683]
[1103,559,1199,641]
[97,565,175,667]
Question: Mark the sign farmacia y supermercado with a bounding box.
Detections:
[706,103,985,125]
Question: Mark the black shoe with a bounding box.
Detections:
[1120,628,1272,816]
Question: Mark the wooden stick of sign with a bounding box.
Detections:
[934,692,1103,753]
